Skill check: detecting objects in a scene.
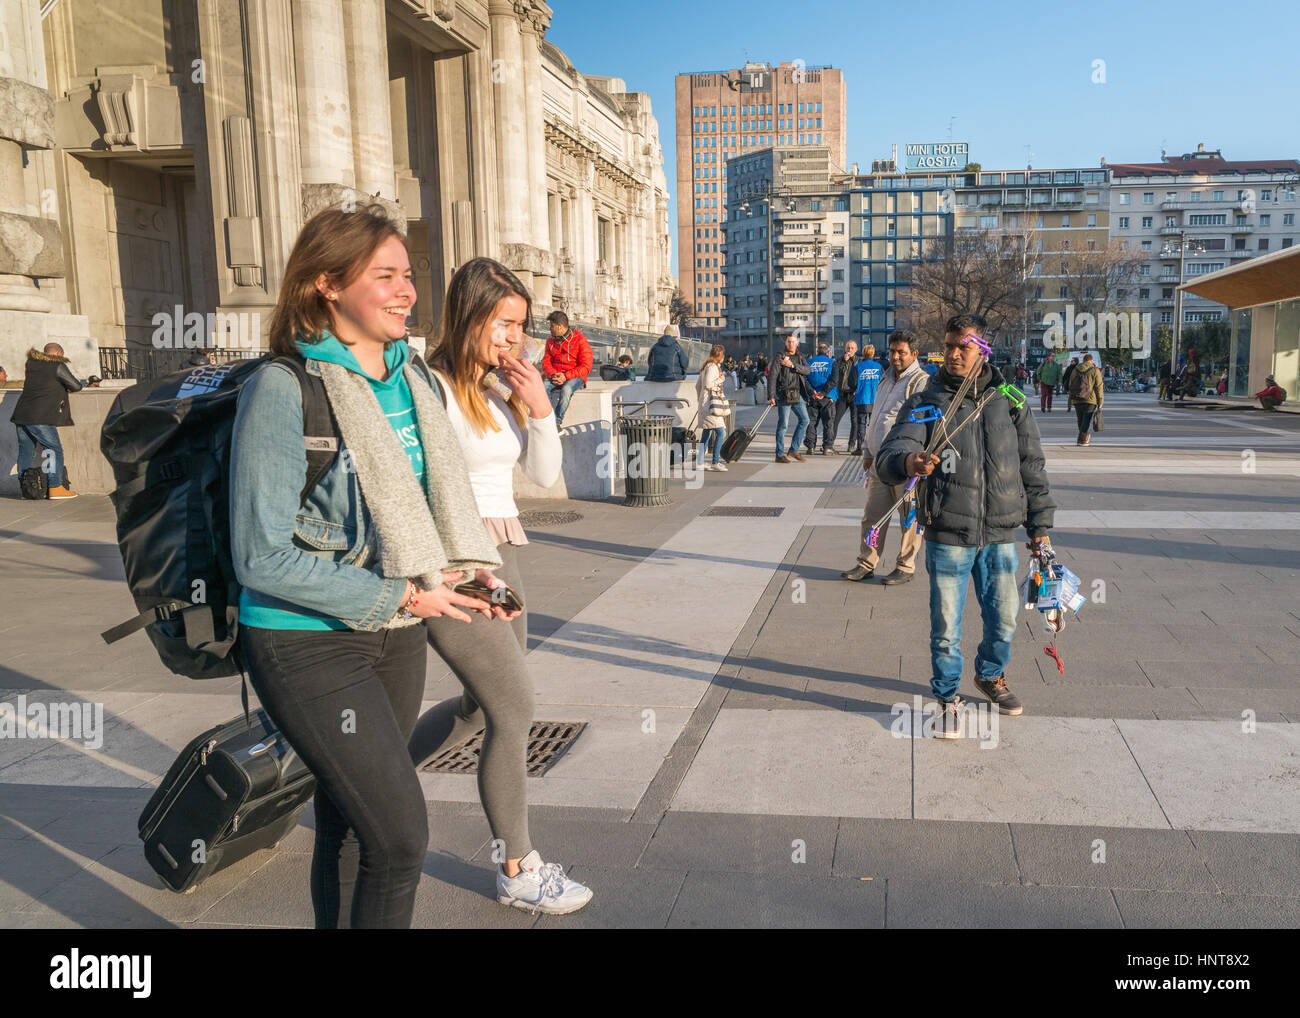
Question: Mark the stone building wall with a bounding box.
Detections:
[0,0,673,377]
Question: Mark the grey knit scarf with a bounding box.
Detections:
[316,359,501,628]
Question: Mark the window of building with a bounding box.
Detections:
[1087,214,1097,227]
[1161,288,1172,298]
[1143,192,1154,204]
[1190,191,1202,202]
[1141,240,1152,251]
[1140,287,1150,299]
[1119,192,1131,205]
[1286,214,1296,225]
[1119,216,1129,229]
[1213,190,1224,200]
[1261,214,1272,225]
[1263,189,1273,201]
[1061,215,1071,227]
[1284,238,1294,248]
[1160,311,1172,323]
[1142,216,1153,228]
[1260,238,1270,250]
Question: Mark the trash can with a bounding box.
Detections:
[618,413,672,507]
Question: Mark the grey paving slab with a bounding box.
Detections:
[640,811,839,874]
[15,843,274,924]
[1187,830,1300,896]
[832,818,1019,884]
[666,870,886,929]
[469,815,656,870]
[412,852,537,929]
[1010,824,1216,892]
[884,878,1123,929]
[192,854,313,927]
[913,717,1169,828]
[1112,889,1300,929]
[673,709,911,818]
[1117,720,1300,832]
[1137,660,1286,687]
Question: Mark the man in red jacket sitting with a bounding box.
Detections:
[1256,374,1287,410]
[542,310,593,426]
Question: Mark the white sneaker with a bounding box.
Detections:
[496,850,593,915]
[712,463,728,471]
[701,463,716,471]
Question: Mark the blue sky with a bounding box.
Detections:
[546,0,1300,276]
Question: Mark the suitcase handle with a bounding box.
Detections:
[747,402,774,437]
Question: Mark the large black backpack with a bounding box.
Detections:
[99,356,339,680]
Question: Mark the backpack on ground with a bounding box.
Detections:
[99,355,340,680]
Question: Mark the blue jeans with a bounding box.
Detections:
[547,377,584,425]
[699,427,724,464]
[15,424,65,486]
[925,541,1019,702]
[774,401,808,457]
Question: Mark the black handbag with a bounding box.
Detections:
[1092,410,1105,432]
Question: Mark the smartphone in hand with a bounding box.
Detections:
[453,580,524,613]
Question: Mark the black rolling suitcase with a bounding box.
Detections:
[721,403,773,462]
[139,709,316,893]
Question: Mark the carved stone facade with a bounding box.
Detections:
[540,43,673,331]
[0,0,672,376]
[0,0,93,377]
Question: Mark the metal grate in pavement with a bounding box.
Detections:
[517,510,584,527]
[700,506,785,517]
[422,721,587,777]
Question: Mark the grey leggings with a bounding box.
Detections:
[409,543,534,859]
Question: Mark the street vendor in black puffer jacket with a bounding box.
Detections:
[876,314,1055,738]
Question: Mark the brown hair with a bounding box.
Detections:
[707,344,725,365]
[426,257,532,433]
[267,204,405,357]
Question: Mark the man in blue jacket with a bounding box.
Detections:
[803,342,836,455]
[875,314,1055,739]
[848,346,882,456]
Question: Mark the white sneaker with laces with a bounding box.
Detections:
[712,463,728,471]
[496,850,593,915]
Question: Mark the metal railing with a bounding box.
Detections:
[98,346,265,383]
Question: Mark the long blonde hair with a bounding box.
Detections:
[426,258,531,433]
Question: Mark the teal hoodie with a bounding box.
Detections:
[297,333,426,489]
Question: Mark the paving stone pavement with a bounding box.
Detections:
[2,394,1299,928]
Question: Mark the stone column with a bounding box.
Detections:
[519,7,551,304]
[0,0,59,314]
[292,0,354,190]
[343,0,395,199]
[488,0,529,250]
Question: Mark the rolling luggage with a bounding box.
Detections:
[138,708,315,893]
[720,403,773,463]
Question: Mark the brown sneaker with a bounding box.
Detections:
[775,455,792,463]
[47,485,79,500]
[790,451,806,462]
[973,674,1023,715]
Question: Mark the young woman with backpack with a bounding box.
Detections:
[229,206,506,929]
[408,257,594,915]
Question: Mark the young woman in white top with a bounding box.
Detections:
[409,257,592,915]
[696,344,729,471]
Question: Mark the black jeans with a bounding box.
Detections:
[241,624,428,929]
[850,405,871,451]
[1075,403,1097,440]
[832,394,853,445]
[804,396,834,450]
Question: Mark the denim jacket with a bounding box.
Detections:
[230,357,407,630]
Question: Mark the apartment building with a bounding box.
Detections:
[722,147,851,358]
[1107,146,1300,334]
[675,62,846,337]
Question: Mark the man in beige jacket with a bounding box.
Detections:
[841,330,930,584]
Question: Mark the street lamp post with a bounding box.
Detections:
[1168,230,1209,386]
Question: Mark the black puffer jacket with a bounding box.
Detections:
[10,349,85,427]
[876,364,1055,547]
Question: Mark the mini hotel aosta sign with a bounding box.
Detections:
[905,142,970,170]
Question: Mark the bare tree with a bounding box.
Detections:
[668,288,695,326]
[899,222,1038,348]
